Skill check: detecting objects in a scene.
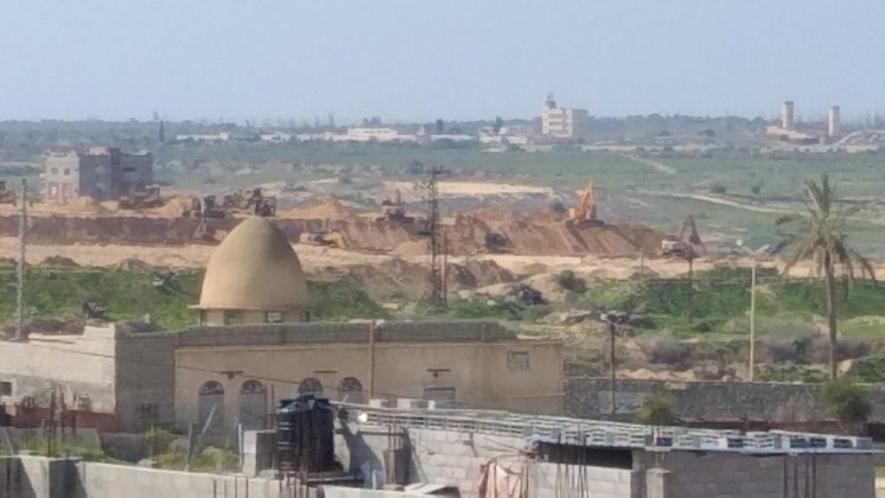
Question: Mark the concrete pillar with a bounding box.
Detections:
[828,105,841,138]
[782,101,795,129]
[645,468,670,498]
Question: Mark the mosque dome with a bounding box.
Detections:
[196,217,309,311]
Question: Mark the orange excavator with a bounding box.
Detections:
[569,182,602,225]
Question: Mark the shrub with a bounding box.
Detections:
[709,184,727,195]
[557,270,587,293]
[824,377,872,422]
[633,394,676,425]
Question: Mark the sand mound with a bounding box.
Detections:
[281,200,356,220]
[392,239,430,257]
[74,196,109,214]
[150,195,192,217]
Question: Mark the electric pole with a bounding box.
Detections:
[424,165,447,307]
[15,178,27,341]
[749,261,757,381]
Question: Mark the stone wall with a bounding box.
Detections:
[565,377,885,423]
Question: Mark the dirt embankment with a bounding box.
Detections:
[0,210,663,258]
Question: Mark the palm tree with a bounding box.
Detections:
[776,174,876,379]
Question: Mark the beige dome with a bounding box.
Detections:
[196,217,309,311]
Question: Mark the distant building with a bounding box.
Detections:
[342,127,416,142]
[174,132,231,143]
[541,95,588,139]
[44,147,153,202]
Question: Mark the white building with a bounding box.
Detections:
[541,96,588,139]
[342,127,416,142]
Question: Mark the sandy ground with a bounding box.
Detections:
[387,181,553,200]
[0,237,851,281]
[618,154,677,175]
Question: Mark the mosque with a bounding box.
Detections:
[0,217,564,432]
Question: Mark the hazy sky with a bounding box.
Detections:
[1,0,884,123]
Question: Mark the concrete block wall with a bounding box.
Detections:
[336,424,635,498]
[113,331,177,432]
[527,462,636,498]
[72,462,287,498]
[642,451,876,498]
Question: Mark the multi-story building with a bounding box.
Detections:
[44,147,153,202]
[541,96,588,139]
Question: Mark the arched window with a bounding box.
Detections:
[298,377,323,396]
[198,381,225,431]
[239,380,267,430]
[337,377,364,403]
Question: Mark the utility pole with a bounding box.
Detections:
[368,320,377,400]
[749,261,757,381]
[424,166,447,307]
[606,314,618,418]
[15,178,27,341]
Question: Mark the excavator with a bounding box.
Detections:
[569,183,602,225]
[661,214,705,258]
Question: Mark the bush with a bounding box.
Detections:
[824,377,872,422]
[709,184,727,195]
[633,394,676,425]
[557,270,587,293]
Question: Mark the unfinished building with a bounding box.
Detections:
[44,147,153,202]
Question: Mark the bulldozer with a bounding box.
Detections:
[379,188,413,223]
[223,187,277,217]
[661,214,705,259]
[0,181,17,206]
[183,195,226,219]
[568,183,602,225]
[298,230,344,249]
[118,185,164,210]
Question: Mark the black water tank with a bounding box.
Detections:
[276,395,336,474]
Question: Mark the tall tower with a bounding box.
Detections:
[781,101,795,130]
[827,106,841,138]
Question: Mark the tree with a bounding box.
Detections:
[493,116,504,135]
[435,119,445,134]
[824,377,871,422]
[633,393,676,425]
[776,175,876,379]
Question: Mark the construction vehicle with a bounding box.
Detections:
[0,181,16,206]
[379,188,413,223]
[661,214,705,258]
[183,195,226,219]
[298,230,344,249]
[223,187,277,217]
[569,183,602,225]
[118,185,164,210]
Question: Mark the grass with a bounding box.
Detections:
[0,268,387,331]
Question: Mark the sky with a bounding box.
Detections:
[1,0,884,123]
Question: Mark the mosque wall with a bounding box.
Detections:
[173,339,563,432]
